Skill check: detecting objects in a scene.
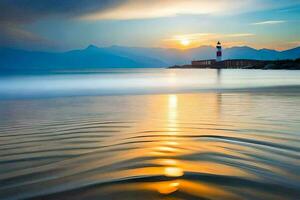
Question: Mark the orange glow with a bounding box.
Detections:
[165,141,179,146]
[156,146,177,152]
[158,159,178,165]
[177,180,240,199]
[180,38,190,46]
[164,167,184,177]
[167,94,178,132]
[157,181,180,194]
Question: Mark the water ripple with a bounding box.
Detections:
[0,93,299,200]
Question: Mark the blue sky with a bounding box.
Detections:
[0,0,299,51]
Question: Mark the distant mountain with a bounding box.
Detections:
[0,45,164,71]
[223,46,300,60]
[280,47,300,59]
[0,45,299,71]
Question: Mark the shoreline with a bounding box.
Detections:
[168,58,300,70]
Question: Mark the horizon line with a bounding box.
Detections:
[2,44,299,53]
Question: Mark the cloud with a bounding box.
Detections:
[166,32,255,41]
[0,24,55,50]
[165,33,214,41]
[0,0,126,24]
[0,0,126,48]
[81,0,256,20]
[251,20,286,25]
[0,0,298,49]
[80,0,300,20]
[226,33,255,37]
[163,32,255,48]
[286,41,300,48]
[0,0,299,23]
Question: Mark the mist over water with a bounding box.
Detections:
[0,69,300,200]
[1,69,300,99]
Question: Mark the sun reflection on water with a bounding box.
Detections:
[167,94,178,132]
[157,181,180,194]
[153,94,184,194]
[118,94,258,198]
[164,167,184,177]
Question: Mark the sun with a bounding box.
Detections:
[180,38,190,46]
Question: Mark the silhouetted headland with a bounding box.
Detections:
[169,41,300,70]
[168,58,300,70]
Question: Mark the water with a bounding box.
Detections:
[1,69,300,99]
[0,69,300,200]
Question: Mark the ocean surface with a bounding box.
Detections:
[0,69,300,200]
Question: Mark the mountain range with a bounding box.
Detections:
[1,45,300,71]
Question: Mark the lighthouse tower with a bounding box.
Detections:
[216,41,222,62]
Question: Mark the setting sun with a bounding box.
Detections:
[180,38,190,46]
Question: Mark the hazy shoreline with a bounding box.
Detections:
[1,69,300,100]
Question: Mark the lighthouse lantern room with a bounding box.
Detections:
[216,41,222,62]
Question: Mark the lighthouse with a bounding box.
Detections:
[216,41,222,62]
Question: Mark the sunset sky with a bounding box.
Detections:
[1,0,300,51]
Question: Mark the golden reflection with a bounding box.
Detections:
[168,95,177,120]
[164,167,184,177]
[96,180,240,199]
[155,146,178,152]
[167,94,178,133]
[126,93,243,197]
[165,141,179,146]
[157,181,180,194]
[168,94,177,109]
[178,180,241,199]
[158,159,178,165]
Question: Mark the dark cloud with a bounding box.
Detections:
[0,0,127,49]
[0,24,60,50]
[0,0,127,24]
